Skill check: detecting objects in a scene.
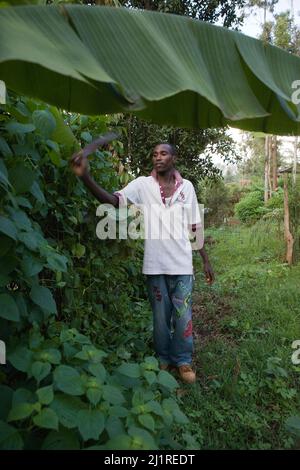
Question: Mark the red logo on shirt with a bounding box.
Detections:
[178,191,185,202]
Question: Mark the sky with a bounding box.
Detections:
[242,0,300,38]
[212,0,299,172]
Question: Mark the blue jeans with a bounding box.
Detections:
[146,275,194,367]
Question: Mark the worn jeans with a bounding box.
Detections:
[146,274,194,367]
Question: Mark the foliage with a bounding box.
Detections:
[119,0,247,29]
[198,178,232,227]
[0,93,192,449]
[183,224,300,449]
[234,188,265,223]
[1,4,300,134]
[113,114,240,190]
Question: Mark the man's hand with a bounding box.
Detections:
[204,261,214,285]
[199,246,215,285]
[70,150,90,177]
[70,132,119,178]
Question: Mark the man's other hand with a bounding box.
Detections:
[204,261,215,284]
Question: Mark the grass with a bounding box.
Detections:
[179,221,300,449]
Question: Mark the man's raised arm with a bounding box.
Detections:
[70,134,119,208]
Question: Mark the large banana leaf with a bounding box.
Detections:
[0,4,300,135]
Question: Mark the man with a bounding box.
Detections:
[71,141,214,384]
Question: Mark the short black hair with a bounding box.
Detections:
[155,142,178,157]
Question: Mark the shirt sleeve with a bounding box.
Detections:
[187,184,204,250]
[187,184,202,227]
[113,177,142,207]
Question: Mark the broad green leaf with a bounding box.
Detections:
[0,216,17,240]
[21,255,44,277]
[15,196,33,209]
[36,385,54,405]
[32,109,56,138]
[102,385,125,405]
[0,160,11,189]
[49,106,79,154]
[30,285,57,314]
[75,345,106,363]
[8,402,34,422]
[88,363,106,382]
[33,408,58,430]
[132,389,145,407]
[157,370,179,390]
[143,356,159,371]
[128,426,157,450]
[109,406,129,418]
[30,181,45,204]
[173,408,189,424]
[0,6,300,134]
[81,131,92,143]
[8,347,33,373]
[17,230,41,251]
[50,394,86,429]
[31,361,51,383]
[41,428,80,450]
[12,143,40,161]
[146,400,164,417]
[0,421,23,450]
[53,365,85,396]
[0,294,20,322]
[8,164,36,194]
[86,388,102,406]
[5,122,35,134]
[117,363,141,378]
[36,348,61,365]
[45,139,60,153]
[46,253,68,272]
[12,388,35,407]
[105,416,125,439]
[9,209,32,230]
[49,150,62,167]
[77,409,105,441]
[162,397,178,411]
[0,137,12,157]
[143,370,156,385]
[138,413,155,432]
[106,434,132,450]
[72,243,85,258]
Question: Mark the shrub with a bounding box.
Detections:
[234,190,265,224]
[0,93,191,450]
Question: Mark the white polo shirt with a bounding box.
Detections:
[114,170,202,275]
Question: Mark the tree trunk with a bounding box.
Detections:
[293,136,298,184]
[272,135,278,190]
[264,135,270,202]
[283,173,294,265]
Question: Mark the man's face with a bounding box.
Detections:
[152,144,175,174]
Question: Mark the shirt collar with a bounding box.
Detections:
[150,168,183,185]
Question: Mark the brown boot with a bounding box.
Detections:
[178,364,196,384]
